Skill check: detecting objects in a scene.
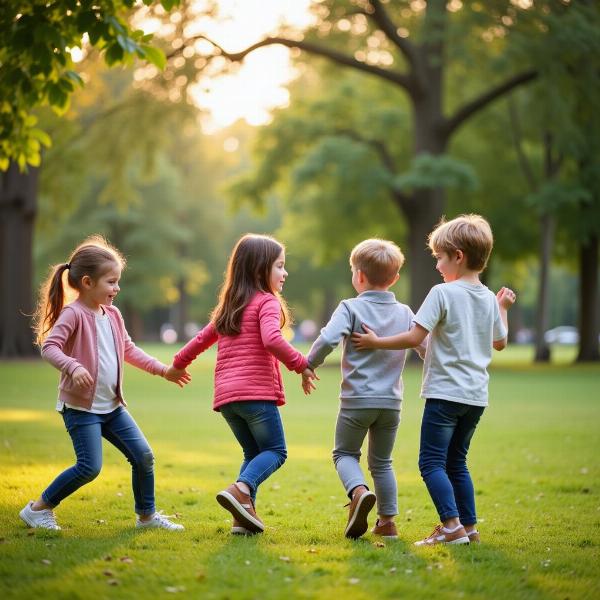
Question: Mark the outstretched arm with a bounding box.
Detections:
[352,323,429,350]
[493,287,516,351]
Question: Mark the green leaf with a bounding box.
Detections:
[30,128,52,148]
[140,45,166,70]
[105,43,124,66]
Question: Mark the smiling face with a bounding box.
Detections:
[269,250,287,293]
[434,250,462,283]
[80,262,121,311]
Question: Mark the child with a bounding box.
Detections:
[20,235,189,531]
[168,234,315,535]
[303,239,425,540]
[353,215,515,545]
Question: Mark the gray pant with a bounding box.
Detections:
[333,407,401,516]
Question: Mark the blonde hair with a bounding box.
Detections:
[428,214,493,272]
[350,239,405,287]
[33,235,126,346]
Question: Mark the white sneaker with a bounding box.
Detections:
[19,501,61,530]
[136,511,184,531]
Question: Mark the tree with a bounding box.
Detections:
[0,0,179,357]
[182,0,549,310]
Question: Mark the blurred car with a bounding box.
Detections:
[544,326,578,345]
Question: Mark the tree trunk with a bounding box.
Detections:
[0,164,38,358]
[576,232,599,362]
[534,212,554,361]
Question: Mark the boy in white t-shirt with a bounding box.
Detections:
[352,214,515,545]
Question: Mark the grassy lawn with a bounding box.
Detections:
[0,344,598,599]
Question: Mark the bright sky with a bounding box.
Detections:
[186,0,314,133]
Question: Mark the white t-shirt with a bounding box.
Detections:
[414,281,507,407]
[58,312,119,414]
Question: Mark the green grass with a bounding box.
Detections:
[1,345,599,599]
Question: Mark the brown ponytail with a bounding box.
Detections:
[32,235,126,346]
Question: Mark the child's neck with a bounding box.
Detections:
[78,294,103,315]
[455,271,481,286]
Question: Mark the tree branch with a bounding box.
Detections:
[367,0,416,68]
[442,70,538,139]
[174,34,413,91]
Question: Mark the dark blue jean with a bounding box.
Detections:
[219,401,287,503]
[419,399,485,525]
[42,406,155,515]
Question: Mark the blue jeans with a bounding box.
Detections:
[42,406,156,516]
[219,401,287,503]
[419,399,485,525]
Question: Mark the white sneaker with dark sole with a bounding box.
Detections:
[19,501,61,530]
[136,511,184,531]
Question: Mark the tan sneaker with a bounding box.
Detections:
[231,518,254,536]
[466,530,480,543]
[344,487,376,539]
[216,483,264,534]
[414,524,470,546]
[371,519,398,539]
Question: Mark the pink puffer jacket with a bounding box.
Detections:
[173,291,307,411]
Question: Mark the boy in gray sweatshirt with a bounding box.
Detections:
[304,239,425,540]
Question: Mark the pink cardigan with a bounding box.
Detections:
[41,299,168,410]
[173,291,308,411]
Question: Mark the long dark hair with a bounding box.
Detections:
[32,235,126,346]
[211,234,290,336]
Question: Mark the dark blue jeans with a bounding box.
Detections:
[419,399,485,525]
[42,406,155,516]
[219,401,287,503]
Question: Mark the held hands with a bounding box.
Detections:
[164,365,192,388]
[301,367,319,395]
[71,366,93,390]
[351,324,379,350]
[496,287,517,310]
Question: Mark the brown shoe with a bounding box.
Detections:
[466,530,480,543]
[216,483,264,534]
[371,519,398,539]
[231,517,254,536]
[414,524,469,546]
[344,487,376,539]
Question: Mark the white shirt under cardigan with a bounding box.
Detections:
[56,312,119,414]
[413,281,507,407]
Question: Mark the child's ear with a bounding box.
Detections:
[81,275,93,289]
[455,249,464,264]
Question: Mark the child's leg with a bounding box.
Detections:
[446,406,484,530]
[333,408,373,497]
[38,408,103,509]
[418,399,463,525]
[366,408,400,522]
[220,401,287,501]
[101,406,155,518]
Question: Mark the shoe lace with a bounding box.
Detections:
[39,511,58,528]
[427,524,443,540]
[153,510,178,525]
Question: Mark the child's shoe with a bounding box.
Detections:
[414,524,469,546]
[344,486,376,539]
[231,517,254,536]
[466,529,480,543]
[19,501,61,530]
[371,519,398,539]
[136,511,184,531]
[216,483,264,534]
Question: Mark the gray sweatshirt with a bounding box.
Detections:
[307,290,425,409]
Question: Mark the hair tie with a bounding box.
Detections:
[65,263,71,270]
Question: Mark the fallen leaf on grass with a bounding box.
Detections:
[373,542,385,548]
[307,548,317,554]
[96,519,106,525]
[119,557,133,564]
[104,555,112,561]
[103,570,114,577]
[165,586,186,593]
[41,559,52,565]
[389,567,397,573]
[348,578,360,585]
[107,579,119,586]
[279,556,290,562]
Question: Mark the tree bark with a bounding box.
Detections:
[0,164,38,358]
[534,211,554,361]
[577,232,599,362]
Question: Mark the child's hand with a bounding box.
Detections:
[164,365,192,388]
[72,366,93,390]
[301,368,319,395]
[496,287,517,310]
[351,324,379,350]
